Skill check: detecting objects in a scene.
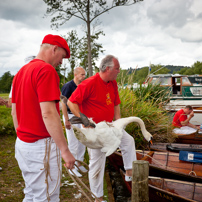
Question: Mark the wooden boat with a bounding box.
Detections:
[119,169,202,202]
[107,150,202,183]
[175,132,202,144]
[150,143,202,153]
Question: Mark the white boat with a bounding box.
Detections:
[144,74,202,125]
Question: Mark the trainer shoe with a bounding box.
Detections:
[125,175,132,182]
[69,168,82,177]
[78,166,88,173]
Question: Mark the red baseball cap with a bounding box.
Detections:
[42,34,70,58]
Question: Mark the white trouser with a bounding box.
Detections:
[173,126,197,135]
[88,130,136,197]
[15,137,61,202]
[63,114,86,162]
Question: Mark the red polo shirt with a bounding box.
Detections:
[172,109,187,128]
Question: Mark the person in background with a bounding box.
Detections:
[61,66,87,177]
[67,55,137,202]
[11,34,75,202]
[172,105,200,134]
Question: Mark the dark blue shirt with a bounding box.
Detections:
[61,80,77,114]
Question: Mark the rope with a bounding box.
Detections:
[136,151,198,177]
[64,160,102,202]
[42,138,61,202]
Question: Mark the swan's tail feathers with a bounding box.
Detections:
[101,140,121,157]
[60,95,68,104]
[69,112,96,128]
[72,126,87,142]
[102,147,117,157]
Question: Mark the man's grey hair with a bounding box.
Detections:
[99,55,118,72]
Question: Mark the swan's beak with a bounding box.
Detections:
[149,139,153,145]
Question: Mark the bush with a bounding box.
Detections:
[119,87,175,149]
[0,106,16,136]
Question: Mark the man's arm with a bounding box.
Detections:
[40,101,75,169]
[114,104,121,121]
[67,100,81,117]
[11,103,18,132]
[61,102,71,130]
[181,111,199,129]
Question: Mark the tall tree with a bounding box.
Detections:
[0,71,13,93]
[79,30,105,76]
[43,0,143,76]
[63,30,82,81]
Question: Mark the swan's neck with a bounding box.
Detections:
[115,117,147,132]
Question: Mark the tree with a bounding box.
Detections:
[43,0,143,76]
[0,71,13,93]
[192,61,202,75]
[79,30,105,76]
[150,64,170,75]
[63,30,82,81]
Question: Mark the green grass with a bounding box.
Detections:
[0,93,9,100]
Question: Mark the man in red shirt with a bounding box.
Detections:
[172,105,199,134]
[12,34,75,202]
[68,55,137,202]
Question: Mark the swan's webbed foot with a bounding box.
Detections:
[60,95,68,104]
[69,112,96,128]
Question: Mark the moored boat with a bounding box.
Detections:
[144,74,202,125]
[175,132,202,144]
[108,150,202,183]
[150,143,202,152]
[119,169,202,202]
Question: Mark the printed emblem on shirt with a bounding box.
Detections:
[106,93,112,105]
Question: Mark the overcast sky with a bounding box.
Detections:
[0,0,202,77]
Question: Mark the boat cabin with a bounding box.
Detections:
[145,74,202,97]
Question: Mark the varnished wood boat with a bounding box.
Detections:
[150,143,202,153]
[119,169,202,202]
[107,150,202,183]
[175,132,202,144]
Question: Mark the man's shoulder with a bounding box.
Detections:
[80,74,98,86]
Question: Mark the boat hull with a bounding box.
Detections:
[108,150,202,183]
[119,169,202,202]
[175,133,202,144]
[150,143,202,152]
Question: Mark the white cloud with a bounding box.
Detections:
[0,0,202,77]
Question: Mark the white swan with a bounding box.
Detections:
[70,113,153,157]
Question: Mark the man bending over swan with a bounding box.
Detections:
[68,55,136,202]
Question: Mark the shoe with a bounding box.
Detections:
[125,175,132,182]
[78,166,88,173]
[69,168,82,177]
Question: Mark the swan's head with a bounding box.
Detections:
[144,131,153,145]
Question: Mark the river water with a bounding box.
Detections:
[107,164,131,202]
